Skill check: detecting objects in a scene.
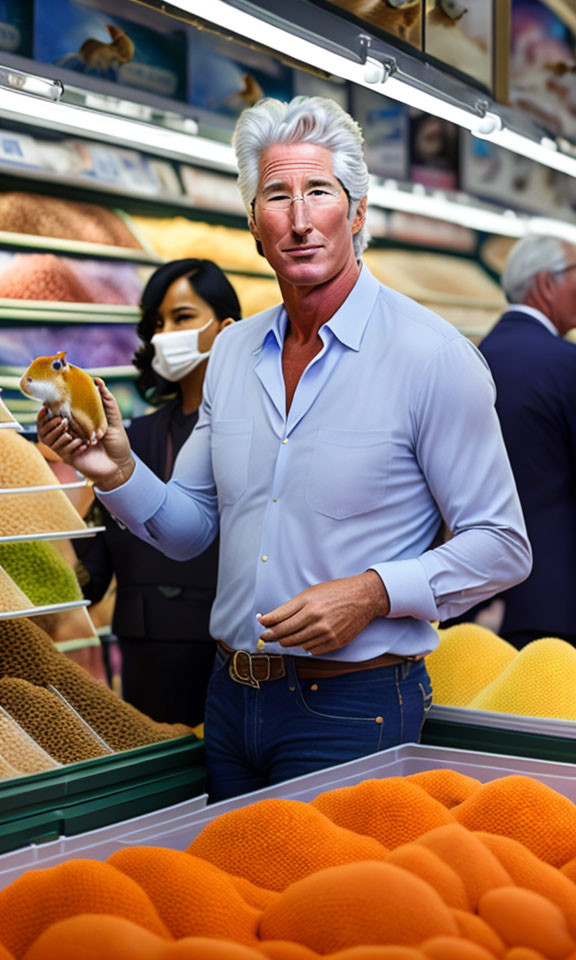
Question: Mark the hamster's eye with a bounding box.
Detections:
[51,360,62,371]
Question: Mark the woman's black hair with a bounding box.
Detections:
[133,258,242,403]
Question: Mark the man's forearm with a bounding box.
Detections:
[359,569,391,620]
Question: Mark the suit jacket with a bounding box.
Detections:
[479,310,576,634]
[74,399,218,641]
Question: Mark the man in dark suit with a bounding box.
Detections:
[479,234,576,648]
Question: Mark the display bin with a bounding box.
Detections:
[422,705,576,763]
[1,741,576,891]
[0,734,205,858]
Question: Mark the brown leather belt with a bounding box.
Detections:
[218,640,423,688]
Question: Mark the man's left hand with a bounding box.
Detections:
[257,570,390,656]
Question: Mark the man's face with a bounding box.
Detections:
[250,142,365,288]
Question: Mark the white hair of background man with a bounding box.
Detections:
[502,234,568,303]
[232,96,370,258]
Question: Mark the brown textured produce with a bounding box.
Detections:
[0,253,92,302]
[0,678,109,764]
[0,431,61,489]
[0,193,142,248]
[0,706,59,775]
[0,490,85,538]
[0,565,33,614]
[0,618,192,750]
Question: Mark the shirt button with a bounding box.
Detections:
[273,498,278,503]
[282,438,289,444]
[261,555,268,562]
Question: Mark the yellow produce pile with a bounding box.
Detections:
[131,218,275,274]
[0,489,85,540]
[130,217,282,316]
[4,769,576,957]
[0,432,62,490]
[0,431,85,539]
[426,624,576,720]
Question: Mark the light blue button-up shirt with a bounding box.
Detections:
[98,264,531,660]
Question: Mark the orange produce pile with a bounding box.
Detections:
[4,770,576,958]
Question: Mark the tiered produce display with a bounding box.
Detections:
[2,770,576,957]
[0,617,191,770]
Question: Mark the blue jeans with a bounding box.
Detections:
[204,647,432,802]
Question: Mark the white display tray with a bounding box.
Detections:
[1,742,576,889]
[0,527,104,544]
[0,480,87,495]
[0,599,90,621]
[427,703,576,739]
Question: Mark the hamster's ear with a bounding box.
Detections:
[56,351,67,366]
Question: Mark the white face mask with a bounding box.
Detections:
[151,319,215,382]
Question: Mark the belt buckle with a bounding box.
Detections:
[230,650,260,689]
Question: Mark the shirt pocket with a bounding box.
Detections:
[306,428,391,519]
[211,419,253,506]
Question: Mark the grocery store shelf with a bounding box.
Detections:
[427,704,576,739]
[0,599,90,620]
[0,527,105,544]
[55,636,101,653]
[0,300,140,325]
[0,228,164,266]
[0,166,247,227]
[0,480,87,495]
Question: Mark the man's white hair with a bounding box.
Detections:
[232,96,370,258]
[502,234,568,303]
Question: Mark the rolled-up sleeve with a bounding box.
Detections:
[371,337,532,621]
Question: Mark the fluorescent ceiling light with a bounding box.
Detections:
[368,179,576,244]
[165,0,576,179]
[0,86,236,170]
[369,182,526,237]
[483,129,576,179]
[167,0,480,129]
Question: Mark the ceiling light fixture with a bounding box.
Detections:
[368,178,576,243]
[162,0,576,180]
[0,85,236,170]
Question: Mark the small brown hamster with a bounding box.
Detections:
[20,351,107,444]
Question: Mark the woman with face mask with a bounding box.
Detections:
[74,259,241,727]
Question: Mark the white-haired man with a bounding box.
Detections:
[472,234,576,648]
[39,97,531,801]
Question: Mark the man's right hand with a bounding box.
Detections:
[36,378,135,491]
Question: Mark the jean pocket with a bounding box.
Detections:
[211,419,253,506]
[305,429,391,519]
[294,672,395,726]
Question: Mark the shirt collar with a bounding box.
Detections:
[263,262,380,353]
[506,304,559,337]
